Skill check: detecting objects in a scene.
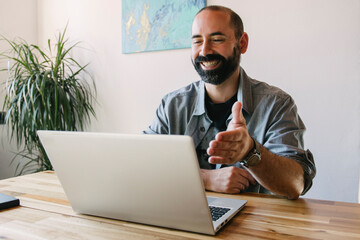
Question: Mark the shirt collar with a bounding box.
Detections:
[193,80,207,116]
[238,67,252,116]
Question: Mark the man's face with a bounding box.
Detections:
[191,10,241,85]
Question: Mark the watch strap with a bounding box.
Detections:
[242,138,261,167]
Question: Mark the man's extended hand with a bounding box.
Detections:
[201,167,256,193]
[207,101,254,165]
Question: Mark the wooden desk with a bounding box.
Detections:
[0,171,359,239]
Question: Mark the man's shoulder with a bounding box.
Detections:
[163,81,202,102]
[245,75,291,101]
[158,81,202,123]
[241,69,295,114]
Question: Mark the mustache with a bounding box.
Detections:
[194,54,226,64]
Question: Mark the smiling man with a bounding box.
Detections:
[144,5,316,199]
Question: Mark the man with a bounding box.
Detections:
[144,5,316,199]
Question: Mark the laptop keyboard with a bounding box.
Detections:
[209,206,231,221]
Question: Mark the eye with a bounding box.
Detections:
[192,39,203,45]
[212,38,225,43]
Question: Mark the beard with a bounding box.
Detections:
[192,45,241,85]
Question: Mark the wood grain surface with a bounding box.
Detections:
[0,171,359,239]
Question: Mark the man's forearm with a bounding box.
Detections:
[247,145,305,199]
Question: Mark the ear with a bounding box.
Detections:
[239,32,249,54]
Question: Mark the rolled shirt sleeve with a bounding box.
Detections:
[245,93,316,195]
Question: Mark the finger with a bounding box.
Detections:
[229,185,245,193]
[209,140,239,152]
[228,169,251,191]
[208,156,233,165]
[230,188,242,194]
[233,175,249,189]
[239,180,249,190]
[228,101,246,130]
[208,148,237,160]
[216,128,247,142]
[225,178,246,193]
[237,169,256,185]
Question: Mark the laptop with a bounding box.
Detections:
[37,130,247,235]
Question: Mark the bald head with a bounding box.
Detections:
[195,5,244,40]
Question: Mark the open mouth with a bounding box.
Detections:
[200,60,221,70]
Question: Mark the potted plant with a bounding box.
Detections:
[0,27,96,175]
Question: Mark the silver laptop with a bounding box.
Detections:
[37,130,247,235]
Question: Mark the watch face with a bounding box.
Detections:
[247,154,261,166]
[243,140,261,167]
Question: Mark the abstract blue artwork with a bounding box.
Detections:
[122,0,206,54]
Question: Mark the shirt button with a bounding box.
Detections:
[200,127,205,132]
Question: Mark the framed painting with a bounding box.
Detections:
[122,0,206,54]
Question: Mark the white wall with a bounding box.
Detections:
[1,0,359,203]
[0,0,38,179]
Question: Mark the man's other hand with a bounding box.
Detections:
[201,167,256,193]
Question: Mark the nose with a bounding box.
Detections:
[200,39,213,56]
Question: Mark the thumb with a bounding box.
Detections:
[228,101,246,130]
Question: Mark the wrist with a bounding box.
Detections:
[200,169,209,189]
[241,138,261,168]
[246,137,255,156]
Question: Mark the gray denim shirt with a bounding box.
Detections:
[144,68,316,195]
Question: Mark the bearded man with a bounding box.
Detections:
[144,5,316,200]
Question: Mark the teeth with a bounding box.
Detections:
[202,60,219,67]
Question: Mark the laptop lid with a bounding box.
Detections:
[37,130,246,235]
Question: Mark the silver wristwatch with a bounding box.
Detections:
[241,139,261,168]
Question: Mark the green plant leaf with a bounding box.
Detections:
[1,26,96,174]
